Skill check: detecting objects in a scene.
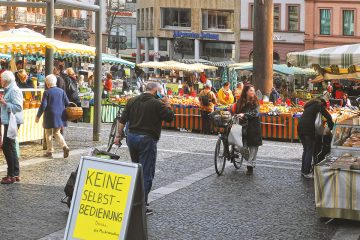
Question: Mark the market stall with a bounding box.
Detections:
[314,116,360,221]
[0,28,97,143]
[0,88,44,143]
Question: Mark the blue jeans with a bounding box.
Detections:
[127,132,157,204]
[299,135,315,175]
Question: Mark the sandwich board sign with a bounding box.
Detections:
[64,157,147,240]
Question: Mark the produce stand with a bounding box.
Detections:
[314,117,360,221]
[260,115,299,141]
[162,107,202,131]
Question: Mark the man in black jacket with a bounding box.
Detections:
[298,98,334,179]
[115,82,174,214]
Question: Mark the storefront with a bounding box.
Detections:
[136,0,241,62]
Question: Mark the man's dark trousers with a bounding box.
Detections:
[127,132,157,204]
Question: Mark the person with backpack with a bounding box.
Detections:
[199,80,217,134]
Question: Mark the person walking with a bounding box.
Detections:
[0,71,24,184]
[199,80,217,134]
[114,82,174,214]
[233,85,262,175]
[218,82,235,105]
[35,74,70,159]
[298,98,334,179]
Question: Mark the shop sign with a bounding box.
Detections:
[64,157,147,240]
[173,31,220,40]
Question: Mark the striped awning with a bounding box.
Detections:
[178,59,235,67]
[287,44,360,68]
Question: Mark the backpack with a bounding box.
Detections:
[200,91,212,107]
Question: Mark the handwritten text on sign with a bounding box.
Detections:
[73,168,132,240]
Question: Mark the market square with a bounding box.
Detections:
[0,0,359,240]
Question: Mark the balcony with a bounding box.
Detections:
[0,10,90,29]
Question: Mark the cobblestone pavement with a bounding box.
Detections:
[0,122,111,165]
[0,123,359,240]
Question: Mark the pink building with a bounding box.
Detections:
[305,0,360,50]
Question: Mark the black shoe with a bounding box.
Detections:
[146,208,154,215]
[246,166,253,175]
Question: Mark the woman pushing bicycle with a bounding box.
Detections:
[230,84,262,175]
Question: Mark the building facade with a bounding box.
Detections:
[0,0,94,45]
[305,0,360,50]
[136,0,241,62]
[240,0,306,63]
[106,0,137,55]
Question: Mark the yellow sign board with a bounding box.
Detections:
[73,169,132,240]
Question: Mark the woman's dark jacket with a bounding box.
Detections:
[237,102,262,147]
[36,87,70,129]
[298,99,334,138]
[63,74,80,106]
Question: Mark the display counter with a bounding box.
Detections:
[163,106,301,140]
[0,88,44,143]
[260,115,299,141]
[314,117,360,221]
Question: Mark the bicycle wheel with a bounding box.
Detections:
[107,119,118,152]
[214,138,227,176]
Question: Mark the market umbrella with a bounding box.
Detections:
[188,63,218,71]
[0,28,95,56]
[49,39,95,56]
[101,54,135,68]
[287,43,360,68]
[0,28,52,55]
[229,62,316,76]
[137,61,167,69]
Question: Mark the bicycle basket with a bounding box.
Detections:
[211,111,232,128]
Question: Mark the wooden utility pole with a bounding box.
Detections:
[253,0,273,97]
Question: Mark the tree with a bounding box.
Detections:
[106,0,124,46]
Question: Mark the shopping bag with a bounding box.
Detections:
[7,112,18,140]
[315,112,325,135]
[228,123,243,147]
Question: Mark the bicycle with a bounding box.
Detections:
[106,101,126,152]
[212,111,249,176]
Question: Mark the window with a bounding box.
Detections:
[202,10,233,30]
[250,4,254,29]
[288,5,300,31]
[140,9,144,30]
[273,5,281,31]
[159,39,168,51]
[320,9,331,35]
[250,4,280,30]
[161,8,191,28]
[150,7,154,30]
[343,10,355,36]
[137,9,140,29]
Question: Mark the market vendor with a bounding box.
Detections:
[103,72,113,97]
[16,69,34,89]
[234,82,244,100]
[342,93,352,108]
[217,82,234,105]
